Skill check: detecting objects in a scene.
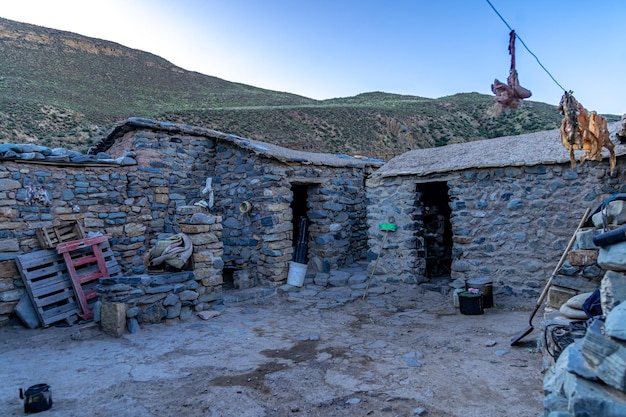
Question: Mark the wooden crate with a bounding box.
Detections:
[36,221,85,249]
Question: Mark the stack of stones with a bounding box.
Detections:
[96,207,224,337]
[543,200,626,416]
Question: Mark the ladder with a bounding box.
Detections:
[56,234,111,320]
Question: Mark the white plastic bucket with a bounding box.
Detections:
[287,261,307,287]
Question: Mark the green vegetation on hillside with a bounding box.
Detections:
[1,17,616,158]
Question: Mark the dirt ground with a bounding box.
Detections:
[0,283,543,417]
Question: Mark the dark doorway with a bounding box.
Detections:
[291,184,310,264]
[417,182,453,278]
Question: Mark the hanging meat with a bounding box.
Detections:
[558,90,616,175]
[491,30,532,109]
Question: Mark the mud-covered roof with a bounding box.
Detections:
[90,117,383,169]
[370,121,625,182]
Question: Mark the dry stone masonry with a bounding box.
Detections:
[0,117,379,326]
[543,199,626,416]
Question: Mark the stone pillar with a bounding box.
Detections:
[177,206,224,310]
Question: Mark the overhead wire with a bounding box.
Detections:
[485,0,567,93]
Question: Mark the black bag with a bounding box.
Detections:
[582,288,602,318]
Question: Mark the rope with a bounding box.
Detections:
[485,0,567,93]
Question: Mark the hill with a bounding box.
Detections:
[0,17,618,159]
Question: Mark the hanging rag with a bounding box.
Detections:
[491,30,532,109]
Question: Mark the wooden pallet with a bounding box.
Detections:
[36,221,85,249]
[56,235,121,320]
[16,249,79,327]
[16,236,123,327]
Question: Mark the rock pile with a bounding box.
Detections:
[544,199,626,416]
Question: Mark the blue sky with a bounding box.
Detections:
[2,0,625,114]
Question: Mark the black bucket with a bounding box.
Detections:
[459,291,484,315]
[466,278,493,308]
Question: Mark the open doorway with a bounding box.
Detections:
[417,182,452,278]
[291,184,310,264]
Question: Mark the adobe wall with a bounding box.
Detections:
[367,161,626,297]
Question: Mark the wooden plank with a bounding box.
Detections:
[56,234,110,253]
[30,279,73,298]
[37,288,76,306]
[16,249,80,327]
[40,301,79,324]
[16,249,61,269]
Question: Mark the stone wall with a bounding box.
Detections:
[0,126,219,326]
[367,161,626,296]
[0,123,373,325]
[96,209,224,336]
[211,145,369,284]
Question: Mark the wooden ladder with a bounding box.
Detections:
[56,234,111,320]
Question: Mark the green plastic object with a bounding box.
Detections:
[379,223,397,231]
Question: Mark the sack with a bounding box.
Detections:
[582,288,602,318]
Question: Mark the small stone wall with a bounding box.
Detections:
[367,161,626,296]
[96,210,223,336]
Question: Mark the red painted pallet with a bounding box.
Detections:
[56,235,116,320]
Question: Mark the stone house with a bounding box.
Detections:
[0,117,381,326]
[366,122,626,298]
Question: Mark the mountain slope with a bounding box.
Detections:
[0,17,616,158]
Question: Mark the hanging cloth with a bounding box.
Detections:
[491,30,532,109]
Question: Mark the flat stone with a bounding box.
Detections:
[14,293,40,329]
[601,271,626,315]
[328,270,350,286]
[140,303,167,324]
[576,228,601,250]
[564,339,598,381]
[559,304,588,320]
[567,292,593,310]
[605,302,626,340]
[162,293,179,306]
[178,290,198,301]
[149,271,194,285]
[166,302,182,319]
[127,318,140,334]
[197,310,221,320]
[126,306,139,318]
[563,369,626,417]
[598,242,626,271]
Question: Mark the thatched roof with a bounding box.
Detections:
[90,117,383,169]
[371,121,625,181]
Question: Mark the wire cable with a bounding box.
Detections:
[486,0,567,93]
